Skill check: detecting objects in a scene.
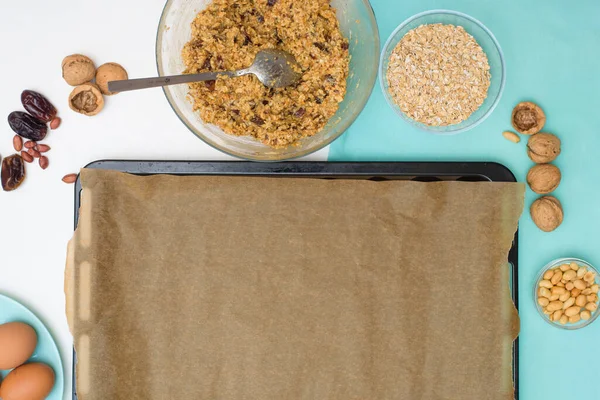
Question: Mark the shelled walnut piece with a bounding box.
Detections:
[527,164,561,194]
[512,101,546,135]
[538,262,599,325]
[69,84,104,116]
[530,196,563,232]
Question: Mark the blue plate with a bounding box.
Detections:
[0,293,64,399]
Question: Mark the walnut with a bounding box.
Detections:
[62,54,96,86]
[69,83,104,116]
[527,133,561,163]
[512,102,546,135]
[95,63,128,96]
[531,196,563,232]
[527,164,561,194]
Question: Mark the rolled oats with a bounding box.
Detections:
[386,24,491,127]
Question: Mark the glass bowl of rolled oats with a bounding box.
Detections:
[380,10,505,134]
[157,0,380,161]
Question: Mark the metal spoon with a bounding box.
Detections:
[108,49,302,93]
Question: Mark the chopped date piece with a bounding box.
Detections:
[324,74,336,85]
[251,116,265,125]
[341,42,349,50]
[262,100,269,105]
[202,57,212,70]
[267,0,278,6]
[8,111,48,141]
[315,98,323,104]
[1,154,26,192]
[216,55,224,69]
[257,14,265,23]
[205,80,216,91]
[294,108,306,118]
[314,42,327,51]
[21,90,57,122]
[231,109,240,116]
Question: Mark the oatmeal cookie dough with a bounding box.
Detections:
[182,0,349,148]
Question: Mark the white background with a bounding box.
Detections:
[0,1,327,398]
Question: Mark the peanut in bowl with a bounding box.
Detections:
[534,258,599,330]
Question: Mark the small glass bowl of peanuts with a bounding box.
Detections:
[534,258,599,330]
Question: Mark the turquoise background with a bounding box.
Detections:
[329,1,600,399]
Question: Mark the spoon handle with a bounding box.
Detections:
[108,70,249,93]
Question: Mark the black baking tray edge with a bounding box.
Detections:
[72,161,520,400]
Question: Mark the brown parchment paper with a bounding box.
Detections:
[65,169,524,400]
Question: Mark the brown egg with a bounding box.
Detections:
[0,363,55,400]
[0,322,37,369]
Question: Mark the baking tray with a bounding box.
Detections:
[72,161,520,400]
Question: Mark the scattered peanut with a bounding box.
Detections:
[538,261,599,326]
[13,135,23,152]
[39,156,49,170]
[50,117,61,130]
[36,144,51,153]
[24,141,37,149]
[62,173,78,184]
[502,131,521,143]
[21,151,33,163]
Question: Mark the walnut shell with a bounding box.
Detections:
[95,63,128,96]
[512,102,546,135]
[69,83,104,116]
[527,133,561,163]
[531,196,563,232]
[527,164,561,194]
[62,54,96,86]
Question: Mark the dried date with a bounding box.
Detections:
[8,112,48,141]
[1,154,26,192]
[21,90,57,122]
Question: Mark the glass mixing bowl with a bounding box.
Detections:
[156,0,379,161]
[534,258,600,330]
[380,10,506,134]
